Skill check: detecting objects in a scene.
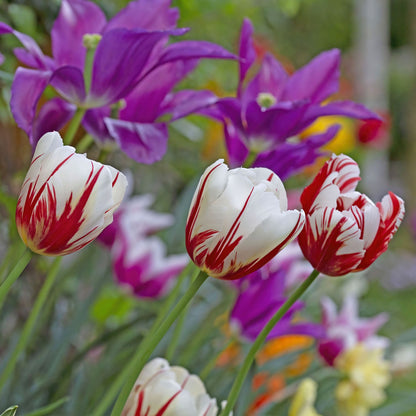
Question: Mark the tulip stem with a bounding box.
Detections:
[110,269,209,416]
[64,108,86,146]
[0,256,61,391]
[91,262,195,416]
[0,248,31,312]
[219,269,320,416]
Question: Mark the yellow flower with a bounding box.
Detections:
[335,344,391,416]
[289,378,322,416]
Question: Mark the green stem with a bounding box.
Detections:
[64,108,86,146]
[91,262,195,416]
[110,270,209,416]
[76,134,94,154]
[0,248,31,312]
[0,241,26,284]
[165,295,191,361]
[219,269,320,416]
[0,257,61,390]
[242,150,258,168]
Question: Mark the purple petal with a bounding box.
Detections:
[120,60,198,123]
[51,0,107,69]
[302,100,381,126]
[104,0,179,32]
[105,118,168,164]
[242,53,288,106]
[49,66,86,105]
[165,89,218,121]
[83,107,113,143]
[281,49,341,103]
[155,40,237,66]
[224,123,249,167]
[0,22,53,70]
[244,100,310,140]
[89,29,176,106]
[254,125,339,180]
[10,68,51,142]
[238,18,256,94]
[215,98,244,129]
[32,98,76,145]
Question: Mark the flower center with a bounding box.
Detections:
[83,33,102,50]
[256,92,277,109]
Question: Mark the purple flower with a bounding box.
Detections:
[318,295,389,366]
[1,0,235,163]
[174,19,380,179]
[229,243,324,342]
[100,194,188,299]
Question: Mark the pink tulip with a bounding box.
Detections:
[298,154,404,276]
[16,131,127,255]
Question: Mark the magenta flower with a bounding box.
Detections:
[230,243,324,342]
[0,0,235,163]
[174,19,380,178]
[318,295,389,366]
[101,194,188,298]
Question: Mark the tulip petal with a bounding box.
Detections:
[357,192,405,271]
[51,0,107,69]
[243,53,288,106]
[254,125,339,180]
[121,60,198,122]
[10,67,51,141]
[105,118,168,164]
[89,29,173,105]
[155,40,237,66]
[32,98,77,145]
[300,154,361,214]
[49,66,86,105]
[280,49,340,103]
[298,207,365,276]
[83,107,113,143]
[104,0,179,32]
[238,18,256,94]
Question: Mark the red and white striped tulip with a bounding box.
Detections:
[122,358,220,416]
[298,154,404,276]
[15,131,127,256]
[185,159,305,280]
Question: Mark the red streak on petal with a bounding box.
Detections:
[298,208,364,276]
[154,390,182,416]
[16,162,107,255]
[357,192,404,271]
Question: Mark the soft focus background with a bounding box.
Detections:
[0,0,415,415]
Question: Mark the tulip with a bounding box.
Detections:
[15,131,127,256]
[185,159,305,280]
[298,154,404,276]
[121,358,220,416]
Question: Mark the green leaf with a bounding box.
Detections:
[23,397,68,416]
[0,406,18,416]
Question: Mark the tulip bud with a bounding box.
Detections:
[185,159,305,280]
[298,154,404,276]
[15,131,127,256]
[122,358,220,416]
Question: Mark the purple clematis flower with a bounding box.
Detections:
[318,295,389,366]
[229,243,324,342]
[173,19,380,179]
[99,194,188,299]
[1,0,235,163]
